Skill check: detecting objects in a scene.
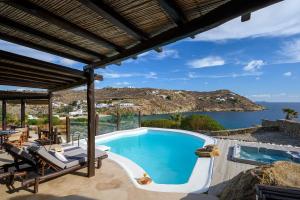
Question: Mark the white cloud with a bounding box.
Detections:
[192,1,300,41]
[279,38,300,63]
[250,94,272,98]
[283,71,292,77]
[102,72,158,79]
[155,49,179,60]
[243,60,265,72]
[58,58,79,66]
[124,48,179,64]
[188,71,263,79]
[145,72,158,79]
[187,56,225,68]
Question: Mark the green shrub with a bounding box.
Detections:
[142,119,179,129]
[28,119,38,125]
[180,115,224,131]
[41,116,62,126]
[72,117,88,123]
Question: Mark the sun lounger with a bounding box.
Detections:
[2,142,107,193]
[2,142,36,171]
[27,145,107,174]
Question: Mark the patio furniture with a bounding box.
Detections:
[2,142,107,193]
[28,145,107,176]
[0,130,18,149]
[22,145,107,193]
[256,184,300,200]
[2,142,37,171]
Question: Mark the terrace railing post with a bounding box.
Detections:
[21,99,26,127]
[86,68,95,177]
[66,116,70,143]
[37,127,41,139]
[48,92,53,135]
[116,111,120,131]
[138,111,142,128]
[95,114,99,135]
[2,100,7,130]
[26,125,30,141]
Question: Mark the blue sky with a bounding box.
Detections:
[1,1,300,102]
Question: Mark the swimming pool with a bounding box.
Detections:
[232,145,300,165]
[93,128,215,193]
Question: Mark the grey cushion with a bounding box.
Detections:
[64,153,87,168]
[36,147,67,169]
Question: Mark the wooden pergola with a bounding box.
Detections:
[0,0,281,177]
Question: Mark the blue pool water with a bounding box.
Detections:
[239,146,300,164]
[96,130,205,184]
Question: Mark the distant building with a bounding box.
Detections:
[216,97,226,102]
[119,103,135,108]
[96,103,111,108]
[69,109,84,116]
[28,115,38,120]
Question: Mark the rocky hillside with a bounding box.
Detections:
[54,88,264,115]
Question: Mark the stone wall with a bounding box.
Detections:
[262,119,300,137]
[207,126,263,136]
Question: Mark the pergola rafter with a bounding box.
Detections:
[78,0,149,41]
[0,16,106,61]
[5,0,124,53]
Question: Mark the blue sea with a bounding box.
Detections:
[142,102,300,129]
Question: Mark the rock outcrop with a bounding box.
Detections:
[219,161,300,200]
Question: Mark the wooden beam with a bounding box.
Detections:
[2,100,7,130]
[157,0,187,25]
[0,62,78,82]
[241,13,251,22]
[0,80,52,89]
[21,99,25,128]
[87,0,282,69]
[48,92,53,134]
[78,0,149,41]
[86,68,95,177]
[0,33,90,64]
[0,50,86,78]
[6,0,124,52]
[49,79,87,92]
[0,74,60,87]
[0,16,106,60]
[0,67,71,84]
[0,91,49,100]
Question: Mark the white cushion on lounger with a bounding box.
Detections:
[55,152,68,162]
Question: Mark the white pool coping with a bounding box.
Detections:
[80,127,216,193]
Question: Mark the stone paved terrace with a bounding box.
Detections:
[1,139,299,200]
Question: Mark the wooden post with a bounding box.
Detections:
[138,110,142,128]
[66,116,70,143]
[48,92,53,134]
[95,114,99,136]
[2,100,7,130]
[26,125,30,141]
[116,111,120,131]
[37,127,41,139]
[21,99,26,128]
[86,68,95,177]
